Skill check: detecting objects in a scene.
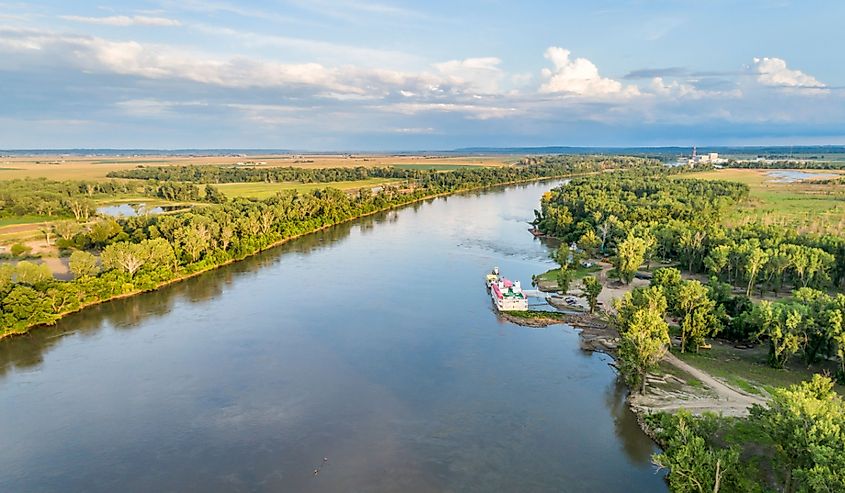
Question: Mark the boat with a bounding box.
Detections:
[486,268,529,311]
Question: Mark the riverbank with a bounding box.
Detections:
[509,269,767,422]
[0,174,581,340]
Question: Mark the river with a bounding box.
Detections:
[0,181,666,492]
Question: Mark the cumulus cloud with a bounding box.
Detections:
[539,47,638,98]
[753,57,827,92]
[0,27,444,98]
[60,15,182,27]
[434,57,503,94]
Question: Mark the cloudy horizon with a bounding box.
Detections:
[2,1,844,150]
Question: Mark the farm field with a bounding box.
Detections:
[0,154,509,181]
[215,178,403,199]
[688,168,845,234]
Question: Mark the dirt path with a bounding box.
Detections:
[631,352,768,417]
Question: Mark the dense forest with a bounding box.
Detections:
[1,156,656,335]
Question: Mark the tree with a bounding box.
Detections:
[582,276,602,314]
[69,250,99,278]
[614,234,647,284]
[651,267,683,307]
[676,280,719,353]
[652,411,743,493]
[577,230,600,258]
[751,301,802,369]
[53,220,81,241]
[597,215,618,254]
[744,246,769,296]
[704,244,731,280]
[204,184,227,204]
[556,267,572,294]
[752,375,845,493]
[679,229,706,272]
[615,286,668,332]
[617,306,670,393]
[64,197,93,222]
[142,237,177,271]
[14,261,53,286]
[101,242,146,278]
[39,223,53,247]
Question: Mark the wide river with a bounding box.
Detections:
[0,181,666,492]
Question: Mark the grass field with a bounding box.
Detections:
[688,168,845,234]
[674,340,844,396]
[0,215,62,227]
[0,154,508,181]
[215,178,403,199]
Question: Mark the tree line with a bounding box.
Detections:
[0,178,226,222]
[106,156,661,185]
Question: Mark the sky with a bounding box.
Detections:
[1,0,844,150]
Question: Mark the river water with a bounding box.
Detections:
[0,181,666,492]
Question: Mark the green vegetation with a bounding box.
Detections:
[535,167,845,491]
[0,155,653,336]
[215,178,400,199]
[614,286,671,392]
[649,376,845,492]
[500,310,567,320]
[688,169,845,235]
[582,276,602,313]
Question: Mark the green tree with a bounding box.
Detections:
[704,244,731,280]
[676,280,719,353]
[100,242,146,278]
[614,234,647,284]
[68,251,100,278]
[617,306,670,393]
[556,267,572,294]
[582,276,602,314]
[14,261,53,286]
[651,267,683,307]
[744,246,769,296]
[752,375,845,493]
[577,230,600,258]
[751,301,803,369]
[204,184,227,204]
[614,286,668,332]
[652,411,743,493]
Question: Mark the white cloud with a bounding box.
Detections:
[539,47,638,98]
[60,15,182,27]
[752,57,827,92]
[380,102,518,120]
[649,77,741,100]
[434,57,503,94]
[0,28,446,97]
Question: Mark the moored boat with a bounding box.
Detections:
[486,268,529,311]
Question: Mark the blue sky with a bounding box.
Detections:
[1,0,843,149]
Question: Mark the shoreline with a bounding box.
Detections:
[1,175,574,341]
[502,287,766,444]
